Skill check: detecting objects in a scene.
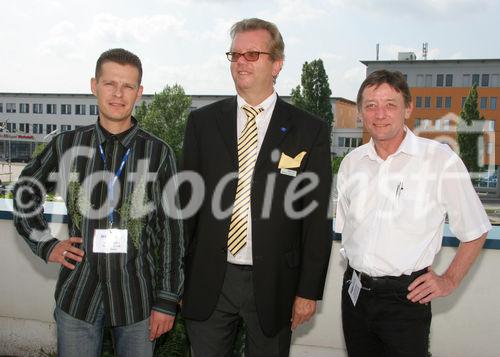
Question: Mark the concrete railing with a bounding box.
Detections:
[1,203,499,356]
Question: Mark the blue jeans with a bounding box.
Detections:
[54,305,153,357]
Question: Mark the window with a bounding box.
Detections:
[416,96,422,108]
[345,137,351,148]
[491,97,497,110]
[463,74,471,87]
[447,95,455,108]
[422,119,431,129]
[480,97,487,110]
[472,74,480,86]
[356,138,363,147]
[488,142,494,155]
[435,119,441,130]
[436,96,443,108]
[486,120,495,132]
[6,103,16,113]
[0,103,2,112]
[75,104,86,115]
[90,105,99,116]
[443,119,450,130]
[32,124,43,134]
[414,119,421,128]
[425,74,432,87]
[19,123,30,133]
[491,74,500,87]
[425,96,431,108]
[33,104,43,114]
[20,103,29,113]
[445,74,453,87]
[46,124,57,135]
[61,104,72,115]
[61,125,72,132]
[403,74,407,82]
[7,123,17,132]
[47,104,57,114]
[416,74,424,87]
[461,97,466,108]
[482,74,490,87]
[436,74,444,87]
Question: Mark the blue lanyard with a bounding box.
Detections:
[98,143,131,227]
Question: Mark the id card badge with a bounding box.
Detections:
[93,229,128,253]
[348,270,362,306]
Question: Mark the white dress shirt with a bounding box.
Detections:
[335,127,491,277]
[227,92,278,265]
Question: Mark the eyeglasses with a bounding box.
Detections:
[225,51,272,62]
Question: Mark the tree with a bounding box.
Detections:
[32,143,47,158]
[135,84,192,161]
[291,59,333,134]
[457,84,484,173]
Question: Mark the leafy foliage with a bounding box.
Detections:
[457,84,484,173]
[291,59,333,134]
[332,152,347,175]
[33,143,47,158]
[135,84,192,161]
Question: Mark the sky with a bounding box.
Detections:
[1,0,499,101]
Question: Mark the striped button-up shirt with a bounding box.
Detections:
[13,118,184,326]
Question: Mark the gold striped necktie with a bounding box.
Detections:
[227,104,264,256]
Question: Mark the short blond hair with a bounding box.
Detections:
[230,18,285,61]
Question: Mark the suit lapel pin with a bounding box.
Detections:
[280,127,287,133]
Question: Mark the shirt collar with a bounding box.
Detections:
[237,91,277,115]
[95,117,140,147]
[363,126,421,161]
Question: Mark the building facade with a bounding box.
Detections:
[331,97,361,157]
[0,93,354,164]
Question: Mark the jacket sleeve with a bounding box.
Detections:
[296,120,333,300]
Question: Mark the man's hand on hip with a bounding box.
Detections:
[48,237,84,270]
[407,267,456,304]
[291,296,317,330]
[149,310,175,341]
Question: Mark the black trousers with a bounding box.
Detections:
[342,267,432,357]
[185,263,292,357]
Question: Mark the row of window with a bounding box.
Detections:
[415,96,497,110]
[0,103,98,115]
[337,136,363,148]
[414,118,496,132]
[413,73,500,88]
[1,123,79,135]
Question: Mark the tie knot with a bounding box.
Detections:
[242,105,264,121]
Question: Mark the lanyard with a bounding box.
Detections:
[98,143,131,227]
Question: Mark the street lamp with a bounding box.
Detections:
[0,120,13,182]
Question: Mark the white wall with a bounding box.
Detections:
[1,214,499,356]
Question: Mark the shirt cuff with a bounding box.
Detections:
[39,238,59,263]
[152,292,179,316]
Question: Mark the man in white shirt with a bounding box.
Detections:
[335,69,491,357]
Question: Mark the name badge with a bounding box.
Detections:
[348,270,362,306]
[280,168,297,177]
[93,229,128,253]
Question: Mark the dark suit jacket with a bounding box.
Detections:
[181,96,333,336]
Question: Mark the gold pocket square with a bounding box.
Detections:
[278,151,306,169]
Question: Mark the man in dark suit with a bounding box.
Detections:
[181,18,332,357]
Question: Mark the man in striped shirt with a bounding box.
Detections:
[13,48,183,356]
